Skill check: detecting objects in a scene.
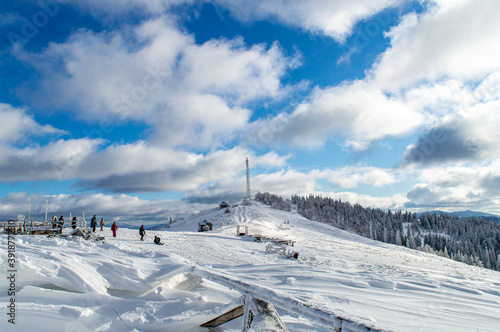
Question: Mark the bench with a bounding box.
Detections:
[265,243,287,255]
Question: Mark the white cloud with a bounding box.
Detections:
[185,165,399,207]
[216,0,399,41]
[70,0,191,16]
[247,81,424,150]
[0,138,103,182]
[247,0,500,155]
[405,161,500,214]
[0,133,291,194]
[17,17,296,149]
[0,103,66,143]
[372,0,500,89]
[319,167,395,188]
[318,190,408,211]
[67,0,400,42]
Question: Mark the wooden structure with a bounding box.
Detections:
[236,224,249,236]
[201,305,244,328]
[219,201,230,209]
[198,220,213,232]
[200,296,289,331]
[265,243,287,255]
[196,268,384,332]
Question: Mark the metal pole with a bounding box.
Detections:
[246,157,251,198]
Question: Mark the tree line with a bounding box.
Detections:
[254,192,500,271]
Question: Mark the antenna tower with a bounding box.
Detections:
[246,157,251,198]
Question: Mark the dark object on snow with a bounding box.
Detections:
[225,207,231,213]
[198,220,213,232]
[72,217,77,229]
[154,235,164,245]
[58,216,64,233]
[91,215,97,232]
[139,225,146,241]
[111,222,117,237]
[219,201,230,209]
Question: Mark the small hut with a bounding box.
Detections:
[219,201,230,209]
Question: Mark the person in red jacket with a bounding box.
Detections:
[111,222,118,237]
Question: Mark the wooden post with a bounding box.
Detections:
[201,305,244,328]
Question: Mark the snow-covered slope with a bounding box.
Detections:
[1,199,500,331]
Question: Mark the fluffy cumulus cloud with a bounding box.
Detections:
[319,166,395,188]
[215,0,399,41]
[249,0,500,160]
[405,162,500,214]
[75,148,289,193]
[0,103,65,143]
[372,0,500,89]
[403,97,500,166]
[0,133,289,193]
[68,0,400,42]
[16,18,296,149]
[0,138,103,182]
[69,0,192,16]
[247,81,424,150]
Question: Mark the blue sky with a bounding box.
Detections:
[1,0,500,224]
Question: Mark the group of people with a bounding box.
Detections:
[139,225,164,245]
[51,215,119,237]
[51,216,65,234]
[51,216,162,243]
[90,215,106,232]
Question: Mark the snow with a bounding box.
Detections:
[1,199,500,331]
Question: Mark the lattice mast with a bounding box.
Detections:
[246,157,251,198]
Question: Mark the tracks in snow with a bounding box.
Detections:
[235,205,254,224]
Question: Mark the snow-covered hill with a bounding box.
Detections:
[1,199,499,331]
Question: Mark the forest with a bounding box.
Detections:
[255,192,500,271]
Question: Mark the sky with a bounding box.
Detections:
[1,0,500,224]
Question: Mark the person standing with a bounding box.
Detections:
[58,216,64,233]
[72,217,77,229]
[100,218,105,231]
[91,215,97,232]
[111,222,118,237]
[139,225,146,241]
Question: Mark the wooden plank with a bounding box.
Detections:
[201,305,244,328]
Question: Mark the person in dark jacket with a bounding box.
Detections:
[91,215,97,232]
[139,225,146,241]
[111,222,118,237]
[154,235,164,245]
[58,216,64,233]
[72,217,77,229]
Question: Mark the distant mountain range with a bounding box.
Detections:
[419,210,500,219]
